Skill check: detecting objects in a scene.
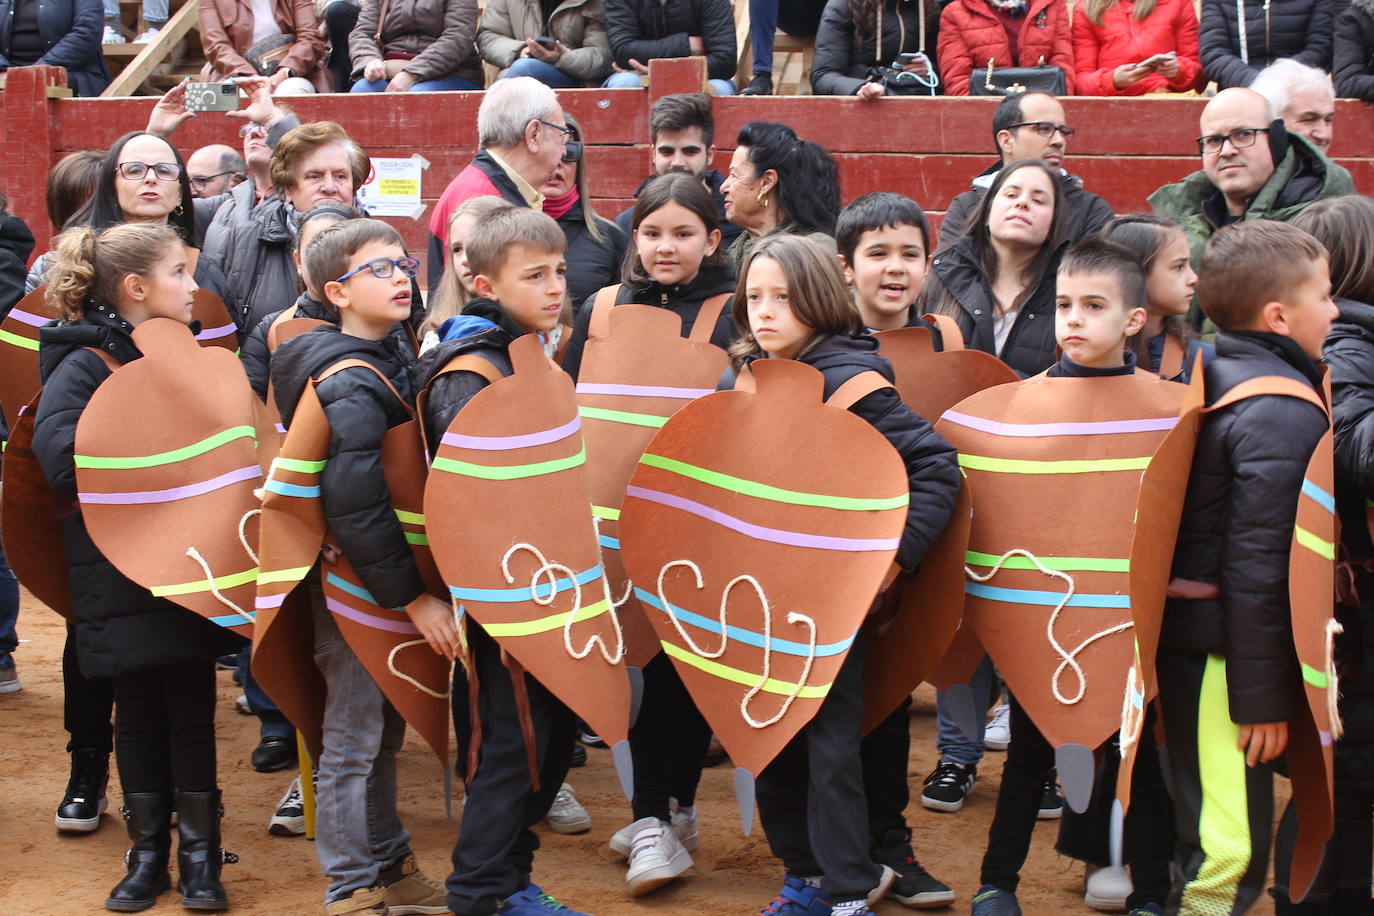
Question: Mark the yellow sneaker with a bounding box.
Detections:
[324,886,388,915]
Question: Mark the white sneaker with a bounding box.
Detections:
[545,783,591,834]
[610,802,698,857]
[235,694,251,715]
[269,776,306,837]
[1084,864,1132,911]
[984,703,1011,751]
[102,24,124,43]
[132,27,160,43]
[625,817,692,896]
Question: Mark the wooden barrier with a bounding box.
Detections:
[3,58,1372,282]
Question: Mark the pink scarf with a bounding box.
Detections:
[543,186,580,221]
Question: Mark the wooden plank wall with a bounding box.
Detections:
[4,59,1373,284]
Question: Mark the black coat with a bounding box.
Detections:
[32,309,245,678]
[270,324,427,610]
[918,235,1065,378]
[560,200,628,310]
[1198,0,1334,88]
[1325,298,1374,562]
[0,212,35,321]
[740,334,961,572]
[811,0,942,95]
[412,299,524,453]
[0,0,110,96]
[1333,0,1374,100]
[1161,331,1329,725]
[603,0,737,80]
[937,163,1115,250]
[562,259,738,379]
[615,170,743,252]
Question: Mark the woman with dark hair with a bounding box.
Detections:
[719,121,842,266]
[539,113,628,309]
[810,0,943,96]
[919,158,1067,376]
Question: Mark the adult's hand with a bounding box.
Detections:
[857,80,885,99]
[901,55,930,77]
[1237,721,1288,766]
[1112,63,1149,89]
[614,58,649,75]
[1154,55,1180,78]
[363,57,387,82]
[386,70,417,92]
[269,67,290,88]
[146,80,197,137]
[526,37,565,64]
[225,76,285,129]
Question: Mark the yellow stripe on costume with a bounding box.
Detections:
[661,641,832,698]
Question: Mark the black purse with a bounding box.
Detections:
[968,56,1066,96]
[244,34,296,76]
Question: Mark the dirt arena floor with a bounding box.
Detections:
[0,591,1284,914]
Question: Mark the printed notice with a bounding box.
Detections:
[357,156,427,219]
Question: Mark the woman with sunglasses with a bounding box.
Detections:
[539,114,628,311]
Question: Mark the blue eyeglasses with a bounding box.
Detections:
[334,256,420,284]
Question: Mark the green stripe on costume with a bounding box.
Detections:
[957,453,1151,475]
[592,505,620,521]
[1301,662,1329,689]
[403,532,429,546]
[578,406,669,429]
[275,457,327,474]
[395,509,425,525]
[257,566,314,585]
[964,551,1129,573]
[151,566,259,597]
[432,446,586,480]
[1295,525,1335,560]
[0,328,39,351]
[481,597,610,637]
[76,426,257,469]
[639,453,909,511]
[661,641,832,698]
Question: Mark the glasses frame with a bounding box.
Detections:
[1196,126,1268,155]
[333,256,421,285]
[116,161,183,182]
[1008,121,1076,140]
[189,169,242,191]
[538,119,575,140]
[561,140,583,164]
[238,123,269,139]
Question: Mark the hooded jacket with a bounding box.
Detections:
[1071,0,1204,95]
[738,334,961,572]
[603,0,738,80]
[270,324,427,609]
[614,169,743,250]
[936,0,1075,97]
[562,259,738,379]
[1162,331,1328,725]
[1198,0,1333,88]
[412,298,524,451]
[937,162,1115,251]
[1324,298,1374,563]
[478,0,613,82]
[557,198,629,309]
[1333,0,1374,101]
[0,212,35,323]
[32,308,245,678]
[349,0,482,84]
[1148,132,1355,273]
[918,234,1066,378]
[810,0,942,95]
[0,0,110,96]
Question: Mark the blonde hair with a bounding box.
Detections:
[1082,0,1156,24]
[421,196,513,341]
[45,223,183,322]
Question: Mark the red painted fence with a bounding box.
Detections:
[3,58,1372,282]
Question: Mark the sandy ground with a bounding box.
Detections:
[0,591,1251,915]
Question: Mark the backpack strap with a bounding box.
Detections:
[587,285,621,340]
[1159,334,1186,380]
[688,293,731,343]
[314,358,413,418]
[826,370,894,410]
[921,313,965,350]
[1205,374,1328,417]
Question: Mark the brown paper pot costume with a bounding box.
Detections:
[71,318,270,639]
[424,334,636,794]
[860,325,1018,734]
[576,291,731,668]
[254,358,449,767]
[0,286,56,433]
[264,314,330,435]
[934,372,1192,813]
[619,358,909,831]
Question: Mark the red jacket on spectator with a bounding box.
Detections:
[1072,0,1203,95]
[937,0,1075,96]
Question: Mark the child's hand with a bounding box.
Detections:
[1237,721,1288,766]
[405,593,460,660]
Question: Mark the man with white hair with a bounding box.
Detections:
[427,77,570,285]
[1251,58,1337,151]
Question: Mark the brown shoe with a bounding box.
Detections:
[325,886,388,915]
[380,855,447,915]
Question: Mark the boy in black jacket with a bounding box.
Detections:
[1158,220,1336,916]
[270,219,454,916]
[412,206,590,916]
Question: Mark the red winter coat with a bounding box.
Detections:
[937,0,1075,96]
[1072,0,1203,95]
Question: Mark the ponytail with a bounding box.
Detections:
[45,223,183,322]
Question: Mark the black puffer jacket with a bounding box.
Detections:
[1162,331,1328,725]
[563,259,738,379]
[412,299,522,453]
[33,308,245,678]
[560,200,628,310]
[1198,0,1334,88]
[1334,0,1374,100]
[737,334,960,572]
[614,170,743,252]
[212,195,300,335]
[937,163,1115,250]
[810,0,942,95]
[918,235,1066,378]
[603,0,737,80]
[270,324,426,609]
[0,212,35,323]
[1325,298,1374,562]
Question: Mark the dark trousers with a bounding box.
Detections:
[1157,648,1274,916]
[862,696,912,843]
[980,693,1055,893]
[324,0,359,91]
[630,651,713,821]
[748,0,828,72]
[0,529,17,659]
[1056,708,1174,909]
[235,646,293,740]
[757,634,881,903]
[1272,788,1374,914]
[64,624,114,753]
[113,657,218,794]
[447,625,578,916]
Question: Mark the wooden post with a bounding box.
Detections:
[648,57,708,104]
[1,66,66,239]
[102,0,200,98]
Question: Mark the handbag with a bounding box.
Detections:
[244,34,296,76]
[968,56,1066,96]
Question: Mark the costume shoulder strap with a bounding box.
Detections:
[587,285,621,340]
[314,357,413,417]
[1159,334,1186,380]
[688,293,731,343]
[1206,374,1328,416]
[826,370,894,410]
[922,313,965,350]
[264,306,301,350]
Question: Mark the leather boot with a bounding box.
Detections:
[105,792,173,912]
[175,790,232,910]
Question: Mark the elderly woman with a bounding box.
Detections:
[540,114,627,307]
[719,120,842,266]
[198,0,329,93]
[348,0,482,91]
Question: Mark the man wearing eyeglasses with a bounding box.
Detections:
[186,144,248,199]
[1149,87,1352,285]
[937,91,1115,250]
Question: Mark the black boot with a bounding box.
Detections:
[105,792,173,912]
[57,747,110,833]
[175,790,232,911]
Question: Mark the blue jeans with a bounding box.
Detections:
[0,529,17,665]
[502,57,581,89]
[748,0,826,72]
[235,647,293,740]
[934,653,995,767]
[350,74,482,92]
[601,70,737,94]
[103,0,166,21]
[312,602,412,904]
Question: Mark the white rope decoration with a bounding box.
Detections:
[183,546,255,625]
[387,638,453,698]
[1326,616,1345,740]
[965,549,1133,705]
[1118,665,1145,754]
[238,508,261,566]
[656,559,819,729]
[502,542,626,664]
